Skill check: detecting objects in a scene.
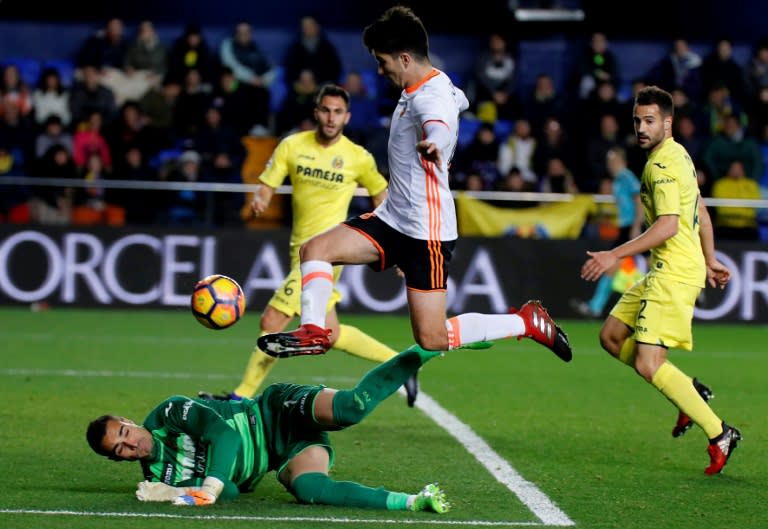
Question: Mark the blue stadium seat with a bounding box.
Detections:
[359,69,378,99]
[269,66,287,114]
[494,119,514,142]
[457,117,481,148]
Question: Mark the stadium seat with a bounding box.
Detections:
[359,69,378,99]
[457,117,481,148]
[494,119,514,142]
[269,66,287,114]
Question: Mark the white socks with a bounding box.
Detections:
[300,260,334,327]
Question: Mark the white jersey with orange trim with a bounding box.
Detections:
[375,69,469,241]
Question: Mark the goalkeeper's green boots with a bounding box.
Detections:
[410,483,451,514]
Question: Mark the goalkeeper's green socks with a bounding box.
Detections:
[332,345,441,427]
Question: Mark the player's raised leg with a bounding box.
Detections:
[258,224,381,357]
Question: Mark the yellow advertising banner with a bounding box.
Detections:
[457,193,597,239]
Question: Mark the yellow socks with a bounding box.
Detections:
[651,361,722,438]
[233,334,277,399]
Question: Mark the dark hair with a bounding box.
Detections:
[315,83,350,108]
[36,67,64,94]
[362,6,429,60]
[635,85,674,118]
[86,415,117,460]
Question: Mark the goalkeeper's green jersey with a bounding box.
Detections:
[139,385,331,500]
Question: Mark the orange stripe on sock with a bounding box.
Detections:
[302,271,333,287]
[447,316,461,350]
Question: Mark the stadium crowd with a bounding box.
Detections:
[0,18,767,240]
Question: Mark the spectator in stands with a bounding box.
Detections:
[73,110,112,170]
[702,114,763,182]
[68,64,117,125]
[139,77,181,149]
[34,114,73,159]
[470,32,519,122]
[282,15,343,90]
[105,101,154,162]
[584,114,622,193]
[207,150,245,226]
[748,85,768,139]
[1,64,33,120]
[532,116,576,178]
[166,23,216,84]
[75,18,128,71]
[193,103,245,167]
[0,144,32,223]
[158,149,207,225]
[275,69,319,136]
[173,69,212,139]
[694,82,748,137]
[119,20,168,102]
[746,39,768,100]
[670,87,698,122]
[219,22,277,95]
[701,38,748,107]
[0,96,35,172]
[498,118,537,185]
[496,166,536,207]
[341,70,380,145]
[29,144,76,225]
[571,31,620,100]
[524,72,565,135]
[452,122,502,190]
[647,38,703,101]
[71,151,125,226]
[112,146,159,225]
[78,18,144,106]
[674,114,704,179]
[125,21,167,83]
[32,67,71,127]
[539,157,578,194]
[211,66,270,136]
[711,159,761,240]
[579,80,624,139]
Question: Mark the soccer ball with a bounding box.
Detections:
[191,274,246,330]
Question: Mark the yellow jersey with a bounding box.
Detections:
[641,138,705,287]
[259,130,388,263]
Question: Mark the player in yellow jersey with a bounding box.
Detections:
[200,84,418,405]
[580,86,741,475]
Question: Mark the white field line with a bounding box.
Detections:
[1,367,574,526]
[403,388,574,527]
[0,509,539,526]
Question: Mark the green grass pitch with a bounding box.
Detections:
[0,307,766,529]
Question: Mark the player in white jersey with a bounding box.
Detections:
[259,6,572,362]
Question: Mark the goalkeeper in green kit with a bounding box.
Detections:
[86,346,450,512]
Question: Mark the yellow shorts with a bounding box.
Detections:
[610,273,701,351]
[267,264,343,317]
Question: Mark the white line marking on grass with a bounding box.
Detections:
[405,390,575,527]
[0,368,358,384]
[0,509,538,526]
